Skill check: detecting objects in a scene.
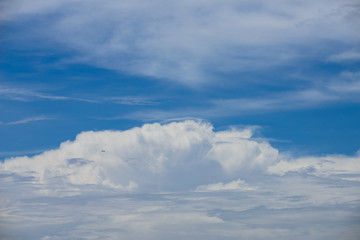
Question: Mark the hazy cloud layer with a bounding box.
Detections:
[1,121,359,239]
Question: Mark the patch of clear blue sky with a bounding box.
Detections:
[1,17,359,160]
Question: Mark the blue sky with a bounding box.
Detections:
[1,0,360,239]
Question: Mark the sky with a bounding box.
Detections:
[0,0,360,239]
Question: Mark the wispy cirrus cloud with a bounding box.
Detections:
[105,96,158,105]
[0,84,156,105]
[119,90,346,121]
[2,0,359,85]
[118,70,360,121]
[0,84,69,102]
[5,116,54,125]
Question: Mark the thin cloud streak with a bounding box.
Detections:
[6,116,54,125]
[105,96,158,105]
[0,85,71,102]
[0,84,155,104]
[119,92,341,122]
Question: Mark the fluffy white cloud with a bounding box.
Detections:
[2,120,360,193]
[0,120,278,191]
[2,0,359,85]
[206,130,278,172]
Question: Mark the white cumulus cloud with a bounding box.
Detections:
[0,120,278,192]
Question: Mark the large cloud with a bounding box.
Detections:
[2,0,359,85]
[2,120,359,193]
[0,120,278,192]
[2,119,360,193]
[1,120,360,240]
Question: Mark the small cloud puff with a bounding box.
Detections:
[196,179,257,192]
